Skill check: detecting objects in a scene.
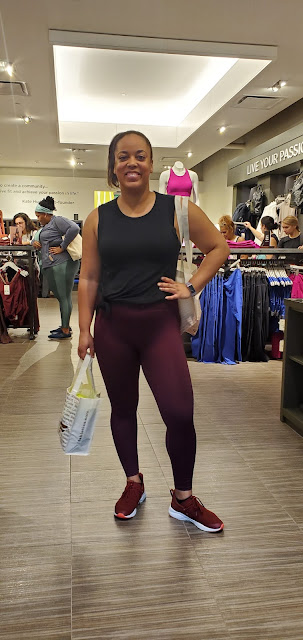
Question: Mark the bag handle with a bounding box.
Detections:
[72,353,93,394]
[175,196,193,270]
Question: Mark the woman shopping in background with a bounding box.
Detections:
[278,216,303,250]
[244,216,279,249]
[78,130,229,532]
[32,196,80,339]
[218,215,242,242]
[12,212,37,245]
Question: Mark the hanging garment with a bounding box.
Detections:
[166,168,193,197]
[192,270,242,365]
[232,202,251,223]
[221,269,243,365]
[251,185,265,216]
[291,273,303,298]
[241,272,269,362]
[290,172,303,208]
[0,270,29,326]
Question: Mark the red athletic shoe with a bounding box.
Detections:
[169,490,224,533]
[114,473,146,519]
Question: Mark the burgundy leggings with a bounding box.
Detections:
[94,301,196,490]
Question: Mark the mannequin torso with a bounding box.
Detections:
[159,162,200,206]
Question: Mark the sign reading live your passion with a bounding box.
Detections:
[246,139,303,176]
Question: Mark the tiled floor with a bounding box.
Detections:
[1,295,303,639]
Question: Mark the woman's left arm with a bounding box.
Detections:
[54,217,79,250]
[158,201,229,300]
[186,201,230,293]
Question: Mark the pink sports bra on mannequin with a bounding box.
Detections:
[166,168,193,197]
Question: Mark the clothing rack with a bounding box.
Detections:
[0,245,37,339]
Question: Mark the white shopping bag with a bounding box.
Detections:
[59,354,100,455]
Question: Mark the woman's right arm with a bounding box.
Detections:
[243,221,264,243]
[78,209,100,359]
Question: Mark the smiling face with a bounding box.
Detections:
[114,134,153,191]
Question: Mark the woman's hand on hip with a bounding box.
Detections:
[50,246,64,254]
[78,331,95,359]
[157,277,191,300]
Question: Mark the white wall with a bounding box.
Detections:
[0,175,160,220]
[198,149,238,225]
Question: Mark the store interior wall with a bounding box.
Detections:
[196,98,303,223]
[196,148,239,224]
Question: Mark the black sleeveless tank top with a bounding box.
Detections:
[97,192,180,306]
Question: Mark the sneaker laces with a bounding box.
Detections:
[184,495,205,519]
[119,480,142,504]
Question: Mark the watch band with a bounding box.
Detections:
[185,282,197,297]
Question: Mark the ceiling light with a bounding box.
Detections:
[6,64,13,77]
[270,80,287,92]
[70,158,76,167]
[219,126,226,134]
[76,161,84,166]
[0,61,13,76]
[187,152,192,158]
[22,115,32,124]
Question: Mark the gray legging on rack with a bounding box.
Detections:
[43,259,79,328]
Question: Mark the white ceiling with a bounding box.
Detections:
[0,0,303,177]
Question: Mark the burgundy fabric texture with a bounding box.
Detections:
[94,300,196,490]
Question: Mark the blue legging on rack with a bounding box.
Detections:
[192,269,242,364]
[94,300,196,491]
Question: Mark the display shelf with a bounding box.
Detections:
[281,408,303,437]
[289,355,303,366]
[280,299,303,436]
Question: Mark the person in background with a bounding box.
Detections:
[278,216,303,250]
[218,215,242,242]
[32,196,80,339]
[78,129,229,532]
[12,213,37,245]
[244,216,278,248]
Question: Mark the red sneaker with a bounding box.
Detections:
[114,473,146,519]
[169,490,224,533]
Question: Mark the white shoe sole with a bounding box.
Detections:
[169,506,223,533]
[115,492,146,519]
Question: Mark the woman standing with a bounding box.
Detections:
[33,196,80,338]
[78,130,229,532]
[12,213,37,244]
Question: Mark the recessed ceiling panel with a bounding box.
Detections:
[52,36,273,148]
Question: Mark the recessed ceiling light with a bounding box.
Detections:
[0,61,13,76]
[70,158,76,167]
[219,126,226,134]
[270,79,286,92]
[6,64,13,77]
[22,115,32,124]
[187,152,192,158]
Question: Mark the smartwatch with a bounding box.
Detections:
[185,282,197,297]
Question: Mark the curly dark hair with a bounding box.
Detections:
[13,212,37,233]
[39,195,56,211]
